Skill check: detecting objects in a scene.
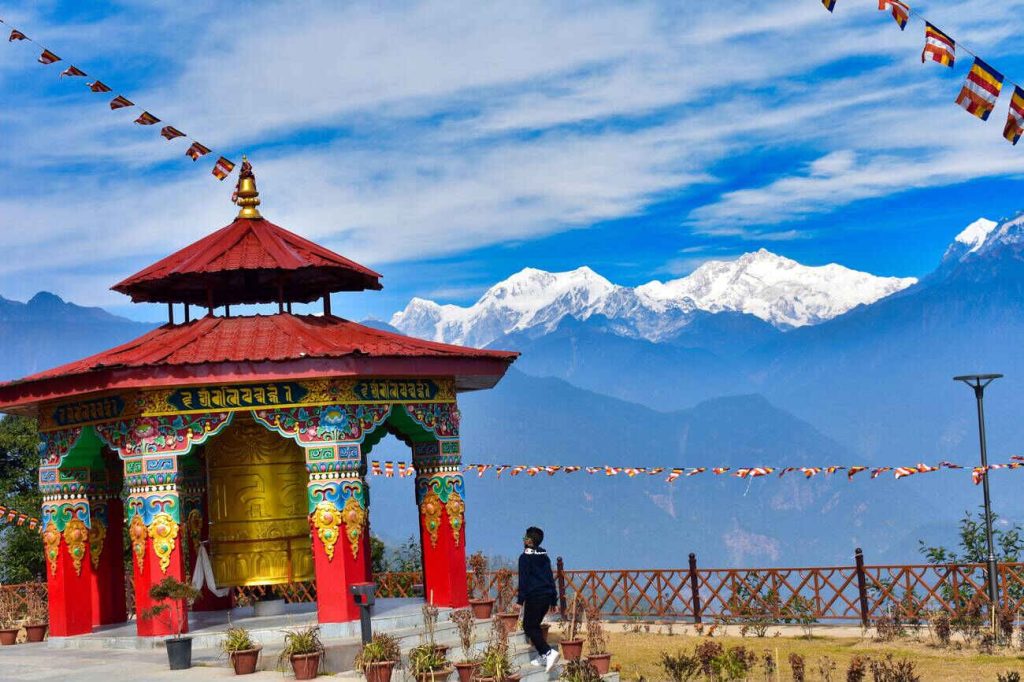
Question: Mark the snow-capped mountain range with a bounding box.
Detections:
[390,248,919,347]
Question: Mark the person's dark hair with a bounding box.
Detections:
[526,526,544,547]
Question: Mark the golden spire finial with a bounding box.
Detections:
[233,154,262,219]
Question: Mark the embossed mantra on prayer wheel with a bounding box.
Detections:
[206,413,314,586]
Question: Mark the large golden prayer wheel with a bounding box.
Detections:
[205,413,313,586]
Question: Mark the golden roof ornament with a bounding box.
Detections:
[233,155,262,219]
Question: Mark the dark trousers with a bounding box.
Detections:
[521,595,552,656]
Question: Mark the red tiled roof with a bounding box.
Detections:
[0,315,518,412]
[112,218,382,306]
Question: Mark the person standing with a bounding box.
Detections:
[517,526,560,672]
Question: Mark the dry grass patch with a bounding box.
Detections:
[599,630,1024,681]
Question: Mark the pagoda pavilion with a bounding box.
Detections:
[0,162,518,638]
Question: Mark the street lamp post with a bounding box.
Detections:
[953,373,1003,633]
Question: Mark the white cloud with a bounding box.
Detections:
[3,0,1024,306]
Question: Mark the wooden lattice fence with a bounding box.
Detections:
[9,558,1024,626]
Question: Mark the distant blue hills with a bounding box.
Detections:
[5,216,1024,568]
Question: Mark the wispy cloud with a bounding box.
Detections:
[3,0,1024,308]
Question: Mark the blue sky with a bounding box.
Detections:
[3,0,1024,323]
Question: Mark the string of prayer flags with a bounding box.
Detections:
[1004,87,1024,145]
[957,58,1004,121]
[878,0,909,30]
[362,457,1024,485]
[922,23,955,67]
[1,16,236,182]
[0,504,41,533]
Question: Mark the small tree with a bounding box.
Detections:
[494,568,515,614]
[468,551,489,600]
[584,602,608,655]
[142,576,199,639]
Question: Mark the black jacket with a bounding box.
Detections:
[516,547,557,605]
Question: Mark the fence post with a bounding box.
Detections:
[689,552,702,624]
[556,556,568,619]
[855,547,870,627]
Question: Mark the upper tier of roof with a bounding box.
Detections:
[112,216,382,307]
[0,314,519,413]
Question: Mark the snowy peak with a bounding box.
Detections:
[955,218,998,253]
[389,267,618,347]
[638,249,917,329]
[390,251,918,347]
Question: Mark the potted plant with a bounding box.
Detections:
[23,585,48,643]
[220,625,262,675]
[559,594,584,662]
[476,617,519,682]
[583,602,611,674]
[408,642,452,681]
[494,568,519,634]
[0,588,22,645]
[450,608,480,682]
[409,601,452,680]
[467,552,495,619]
[142,576,200,670]
[560,659,602,682]
[422,602,449,658]
[355,632,402,682]
[278,626,325,680]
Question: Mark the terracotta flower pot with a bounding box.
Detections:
[291,652,322,680]
[560,639,584,661]
[229,646,261,675]
[468,598,495,619]
[364,660,397,682]
[454,661,478,682]
[498,612,519,634]
[0,628,18,645]
[24,624,47,643]
[587,653,612,675]
[433,643,450,658]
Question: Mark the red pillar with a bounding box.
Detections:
[131,520,190,637]
[307,453,370,624]
[44,522,95,637]
[310,511,371,622]
[90,497,127,626]
[417,472,468,608]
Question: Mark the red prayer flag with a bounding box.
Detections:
[133,111,160,125]
[87,80,112,93]
[212,156,236,180]
[185,141,210,160]
[60,65,86,78]
[160,126,185,140]
[38,49,61,65]
[109,95,134,109]
[8,29,26,41]
[922,23,955,67]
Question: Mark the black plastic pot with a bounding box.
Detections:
[165,636,193,670]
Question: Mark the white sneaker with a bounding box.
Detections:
[529,657,543,667]
[544,649,561,673]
